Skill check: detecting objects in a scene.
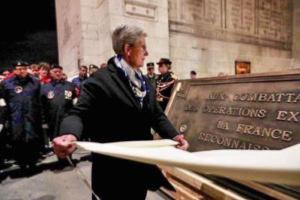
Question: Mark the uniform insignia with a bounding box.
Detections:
[171,73,178,80]
[15,86,23,94]
[179,124,188,133]
[65,90,72,99]
[47,91,55,99]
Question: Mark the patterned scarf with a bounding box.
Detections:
[114,56,148,107]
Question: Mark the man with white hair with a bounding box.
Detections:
[52,25,188,199]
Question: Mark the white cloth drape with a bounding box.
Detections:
[76,140,300,185]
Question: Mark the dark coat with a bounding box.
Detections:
[156,71,176,110]
[0,75,43,164]
[60,57,179,197]
[40,80,76,139]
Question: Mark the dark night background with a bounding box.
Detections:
[0,0,58,71]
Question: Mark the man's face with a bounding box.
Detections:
[14,66,28,78]
[126,36,148,69]
[50,68,63,80]
[31,68,40,77]
[79,67,87,77]
[2,70,10,77]
[39,69,48,78]
[147,67,154,75]
[158,63,168,74]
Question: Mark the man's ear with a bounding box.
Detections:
[124,44,131,57]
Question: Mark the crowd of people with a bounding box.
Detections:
[0,55,187,171]
[0,61,102,169]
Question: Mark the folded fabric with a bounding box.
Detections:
[76,140,300,185]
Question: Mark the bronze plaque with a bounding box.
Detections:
[167,72,300,152]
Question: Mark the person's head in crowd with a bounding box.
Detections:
[78,65,88,78]
[89,64,99,76]
[146,62,155,75]
[39,62,51,78]
[50,64,63,81]
[100,63,107,68]
[2,68,12,78]
[13,61,29,78]
[2,70,10,77]
[62,73,68,81]
[2,67,14,80]
[157,58,171,75]
[112,25,148,69]
[30,64,40,77]
[190,70,197,80]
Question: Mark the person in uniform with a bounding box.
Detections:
[72,65,88,96]
[41,65,77,141]
[0,61,43,169]
[156,58,177,110]
[52,25,188,200]
[88,64,99,77]
[146,62,158,89]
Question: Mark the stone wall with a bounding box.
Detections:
[169,0,293,79]
[55,0,296,79]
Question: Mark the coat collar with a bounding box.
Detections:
[107,57,142,110]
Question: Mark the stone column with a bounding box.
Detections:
[55,0,82,77]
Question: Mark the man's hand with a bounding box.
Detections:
[173,134,189,150]
[52,134,77,158]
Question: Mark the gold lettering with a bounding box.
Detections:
[276,110,300,122]
[258,109,267,118]
[235,123,293,142]
[244,125,254,135]
[203,104,268,119]
[208,93,226,100]
[261,128,272,137]
[281,131,293,142]
[271,129,281,139]
[233,92,300,103]
[293,94,300,103]
[286,93,296,103]
[216,120,229,130]
[258,93,268,101]
[276,111,288,121]
[267,94,276,102]
[288,112,299,122]
[198,132,270,150]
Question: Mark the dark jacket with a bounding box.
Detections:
[60,57,179,194]
[1,75,42,142]
[41,80,76,139]
[156,71,176,110]
[0,75,43,164]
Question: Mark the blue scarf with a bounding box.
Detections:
[114,55,149,107]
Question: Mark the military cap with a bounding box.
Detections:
[13,60,29,68]
[146,62,155,68]
[89,64,99,69]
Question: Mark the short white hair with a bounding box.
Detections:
[112,25,147,55]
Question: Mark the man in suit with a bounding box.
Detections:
[52,25,188,200]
